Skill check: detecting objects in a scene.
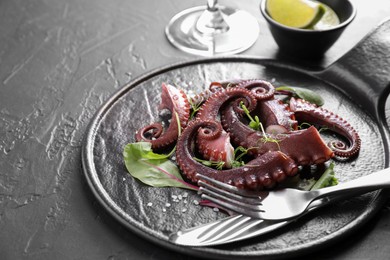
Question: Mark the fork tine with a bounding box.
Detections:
[169,214,278,246]
[200,215,264,245]
[196,173,268,199]
[198,180,262,206]
[196,215,253,243]
[200,192,265,219]
[196,173,267,218]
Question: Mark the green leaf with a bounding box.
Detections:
[276,86,324,106]
[123,142,198,190]
[310,162,338,190]
[240,101,261,131]
[281,162,338,191]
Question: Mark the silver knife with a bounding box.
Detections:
[169,195,335,246]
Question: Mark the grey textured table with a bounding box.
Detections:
[1,0,390,259]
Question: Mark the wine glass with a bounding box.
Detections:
[165,0,260,56]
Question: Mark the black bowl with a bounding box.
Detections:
[260,0,356,58]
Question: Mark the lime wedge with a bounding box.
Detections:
[312,3,340,30]
[266,0,326,29]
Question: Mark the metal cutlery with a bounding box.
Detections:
[169,191,338,246]
[197,167,390,221]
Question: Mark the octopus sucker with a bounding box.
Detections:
[245,174,259,189]
[272,168,286,182]
[189,84,224,107]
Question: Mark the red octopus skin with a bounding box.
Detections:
[235,79,276,100]
[253,99,298,132]
[135,83,190,150]
[195,87,257,168]
[196,87,257,121]
[289,97,361,158]
[175,119,299,190]
[221,102,334,165]
[210,79,276,101]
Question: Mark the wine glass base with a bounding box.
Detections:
[165,6,259,56]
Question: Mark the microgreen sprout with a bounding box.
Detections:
[260,135,281,151]
[188,98,202,119]
[318,126,329,133]
[234,146,250,162]
[160,111,182,158]
[298,122,313,129]
[240,101,261,131]
[194,157,225,170]
[231,146,258,168]
[298,122,329,133]
[175,111,182,137]
[240,101,281,150]
[259,126,282,151]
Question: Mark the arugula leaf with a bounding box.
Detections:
[123,142,198,191]
[276,86,324,106]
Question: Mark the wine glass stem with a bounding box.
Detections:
[196,0,230,35]
[207,0,218,11]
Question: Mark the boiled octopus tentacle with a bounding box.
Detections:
[189,84,223,108]
[135,83,190,150]
[209,79,247,89]
[175,119,299,190]
[187,79,239,108]
[253,99,298,133]
[196,87,257,120]
[289,97,361,158]
[195,87,257,168]
[235,79,276,101]
[221,103,334,165]
[210,79,275,101]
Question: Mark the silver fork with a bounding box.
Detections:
[197,167,390,221]
[170,191,343,246]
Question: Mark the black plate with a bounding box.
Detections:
[82,21,390,259]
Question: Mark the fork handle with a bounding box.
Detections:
[311,167,390,200]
